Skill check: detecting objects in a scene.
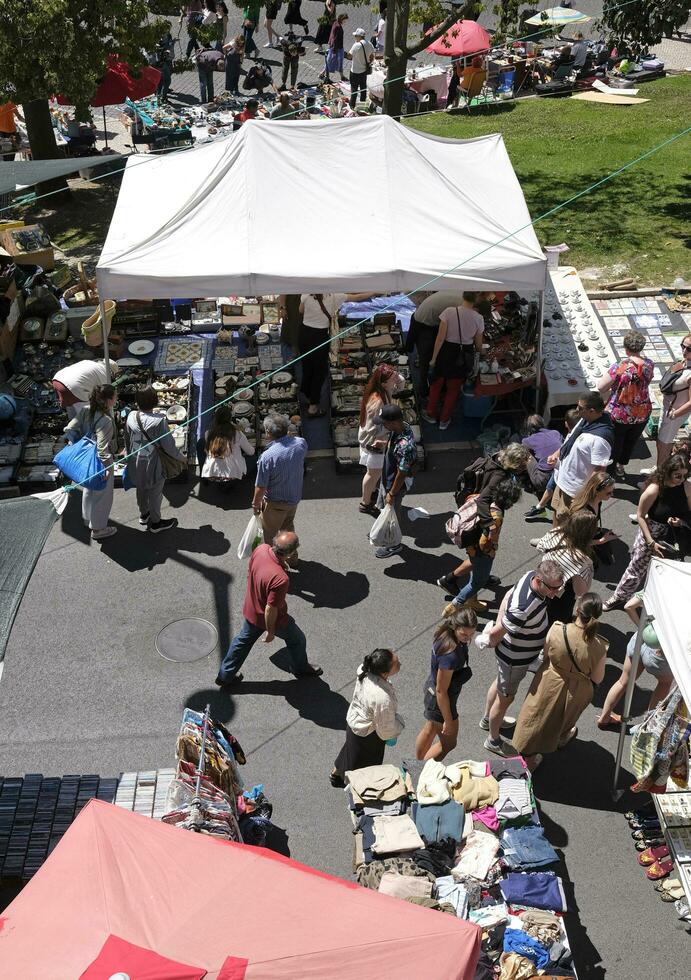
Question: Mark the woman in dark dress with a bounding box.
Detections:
[314,0,336,53]
[284,0,309,34]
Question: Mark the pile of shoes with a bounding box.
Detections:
[626,804,691,923]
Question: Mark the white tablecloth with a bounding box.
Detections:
[543,267,617,419]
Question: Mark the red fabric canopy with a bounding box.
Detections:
[0,799,481,979]
[56,55,160,107]
[427,20,490,58]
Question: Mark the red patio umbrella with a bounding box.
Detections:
[427,20,490,59]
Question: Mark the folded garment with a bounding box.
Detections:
[490,757,528,780]
[462,811,474,840]
[356,855,436,890]
[417,759,450,805]
[371,813,424,855]
[501,826,558,870]
[496,778,532,820]
[500,872,567,913]
[347,764,408,804]
[499,951,540,980]
[452,829,500,881]
[378,870,433,900]
[435,875,468,918]
[520,908,562,948]
[449,766,500,812]
[411,841,455,877]
[469,902,509,928]
[405,895,457,915]
[473,805,500,831]
[346,787,407,815]
[413,799,465,844]
[503,928,550,971]
[446,759,490,779]
[401,757,426,791]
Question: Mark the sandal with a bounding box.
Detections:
[654,877,681,892]
[660,885,685,902]
[646,858,674,880]
[597,713,622,730]
[632,826,662,840]
[638,844,670,866]
[636,837,665,852]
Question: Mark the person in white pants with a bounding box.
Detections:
[64,384,118,540]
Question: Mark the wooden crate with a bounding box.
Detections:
[1,224,54,271]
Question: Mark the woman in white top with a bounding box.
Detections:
[201,405,254,485]
[424,291,484,430]
[535,510,596,624]
[648,332,691,470]
[357,363,404,514]
[330,648,403,787]
[298,290,375,416]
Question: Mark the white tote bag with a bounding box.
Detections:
[237,513,264,559]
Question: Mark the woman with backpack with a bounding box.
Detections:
[440,478,523,615]
[201,404,255,487]
[643,332,691,472]
[598,330,654,478]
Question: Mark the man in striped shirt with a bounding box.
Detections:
[480,559,564,756]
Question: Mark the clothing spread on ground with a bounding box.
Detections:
[343,756,575,976]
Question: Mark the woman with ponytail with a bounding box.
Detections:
[512,592,608,770]
[64,383,118,540]
[357,363,404,514]
[330,648,403,787]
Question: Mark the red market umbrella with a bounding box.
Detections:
[427,20,490,58]
[56,55,160,146]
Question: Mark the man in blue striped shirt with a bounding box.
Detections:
[252,415,308,544]
[479,559,564,756]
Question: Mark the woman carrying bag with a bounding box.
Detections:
[125,386,186,533]
[330,648,403,788]
[64,384,118,541]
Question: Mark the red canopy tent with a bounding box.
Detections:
[0,799,481,979]
[427,20,491,58]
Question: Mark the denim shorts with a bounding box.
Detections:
[496,656,539,697]
[626,634,673,681]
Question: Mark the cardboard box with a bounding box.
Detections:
[1,224,54,271]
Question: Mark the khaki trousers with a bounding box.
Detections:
[552,485,572,524]
[262,500,298,544]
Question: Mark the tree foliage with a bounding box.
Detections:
[492,0,522,43]
[0,0,166,117]
[598,0,689,51]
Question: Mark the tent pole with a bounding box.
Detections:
[100,298,112,381]
[534,268,547,411]
[102,106,109,149]
[611,612,650,799]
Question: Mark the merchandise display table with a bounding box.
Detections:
[653,785,691,908]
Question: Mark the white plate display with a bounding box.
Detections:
[273,372,292,385]
[167,404,187,422]
[128,340,155,355]
[116,356,143,367]
[236,389,253,401]
[232,402,252,417]
[173,377,188,390]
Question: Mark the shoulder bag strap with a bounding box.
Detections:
[315,295,331,322]
[136,411,152,444]
[562,623,591,679]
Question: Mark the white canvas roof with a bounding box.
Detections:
[96,115,546,300]
[643,559,691,708]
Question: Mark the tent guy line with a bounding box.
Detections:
[57,121,690,493]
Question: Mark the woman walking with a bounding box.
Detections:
[284,0,309,35]
[598,329,653,478]
[357,364,403,515]
[415,610,477,762]
[324,13,347,82]
[263,0,282,46]
[603,454,691,610]
[314,0,336,53]
[200,405,254,487]
[330,649,403,787]
[512,593,608,771]
[64,384,118,541]
[125,387,185,532]
[534,510,597,623]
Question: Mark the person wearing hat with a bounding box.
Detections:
[345,27,374,109]
[374,403,417,558]
[597,592,674,730]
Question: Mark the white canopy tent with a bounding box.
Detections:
[96,115,546,300]
[612,559,691,791]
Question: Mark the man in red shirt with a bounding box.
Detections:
[215,531,322,686]
[237,98,259,123]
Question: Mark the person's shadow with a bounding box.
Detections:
[288,560,369,609]
[99,521,230,572]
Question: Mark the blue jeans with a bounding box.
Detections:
[218,616,308,679]
[454,551,494,605]
[198,67,215,103]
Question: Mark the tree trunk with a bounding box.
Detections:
[22,98,70,199]
[383,0,410,118]
[383,51,408,117]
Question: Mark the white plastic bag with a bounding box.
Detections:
[237,513,263,559]
[369,503,402,549]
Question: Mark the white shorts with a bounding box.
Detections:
[359,448,384,469]
[657,410,688,444]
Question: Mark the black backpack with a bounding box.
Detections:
[659,361,687,397]
[454,455,491,507]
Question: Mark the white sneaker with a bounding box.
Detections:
[640,466,656,475]
[529,537,540,547]
[439,419,451,430]
[628,513,638,523]
[263,41,272,47]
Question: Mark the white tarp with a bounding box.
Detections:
[0,156,123,196]
[642,559,691,708]
[96,115,546,299]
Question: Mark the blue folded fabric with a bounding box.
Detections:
[435,875,468,918]
[500,871,567,912]
[413,799,465,844]
[503,928,550,970]
[501,825,558,869]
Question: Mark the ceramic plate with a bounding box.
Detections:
[167,404,187,422]
[128,339,155,355]
[117,356,143,367]
[232,402,252,416]
[236,389,253,401]
[173,377,188,390]
[273,372,292,385]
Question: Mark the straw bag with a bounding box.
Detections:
[81,300,117,347]
[63,261,99,308]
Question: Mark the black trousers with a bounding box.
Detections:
[611,418,647,466]
[406,315,437,397]
[299,324,329,407]
[349,71,368,107]
[282,55,299,88]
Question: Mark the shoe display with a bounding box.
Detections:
[149,518,178,533]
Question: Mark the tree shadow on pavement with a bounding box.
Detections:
[288,559,369,609]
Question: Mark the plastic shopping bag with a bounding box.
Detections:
[53,435,106,490]
[237,513,264,559]
[369,503,402,549]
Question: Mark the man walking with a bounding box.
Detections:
[548,392,614,523]
[253,414,308,543]
[345,27,374,109]
[479,559,565,756]
[374,404,417,559]
[215,532,322,686]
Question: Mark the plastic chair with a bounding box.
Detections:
[457,70,489,112]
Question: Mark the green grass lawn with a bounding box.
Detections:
[407,75,691,287]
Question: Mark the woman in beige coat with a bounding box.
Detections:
[512,592,608,770]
